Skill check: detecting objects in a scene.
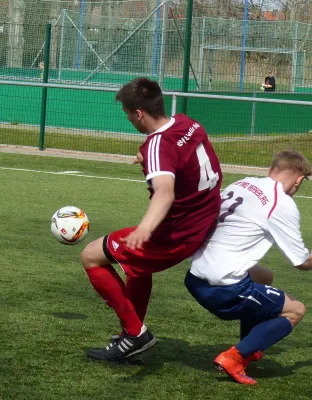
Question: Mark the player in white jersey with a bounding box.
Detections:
[185,150,312,385]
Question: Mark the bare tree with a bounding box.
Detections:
[49,1,62,68]
[171,0,247,19]
[249,0,278,20]
[7,0,25,67]
[274,0,312,51]
[274,0,312,21]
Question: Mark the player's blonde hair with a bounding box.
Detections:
[271,150,312,178]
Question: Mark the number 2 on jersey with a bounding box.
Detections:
[196,143,220,191]
[219,191,244,222]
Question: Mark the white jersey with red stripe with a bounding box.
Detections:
[191,176,309,286]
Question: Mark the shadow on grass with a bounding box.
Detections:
[83,336,312,382]
[248,358,312,380]
[52,312,89,320]
[82,337,227,373]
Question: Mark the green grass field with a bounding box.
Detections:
[1,127,312,168]
[1,152,312,400]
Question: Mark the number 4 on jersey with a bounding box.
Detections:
[196,143,220,191]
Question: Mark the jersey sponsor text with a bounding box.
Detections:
[177,122,201,147]
[235,180,269,206]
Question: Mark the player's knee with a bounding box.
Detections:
[81,243,95,269]
[81,238,110,269]
[294,302,306,322]
[285,301,306,327]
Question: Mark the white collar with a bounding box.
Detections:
[148,117,175,136]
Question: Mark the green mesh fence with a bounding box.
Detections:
[1,2,312,171]
[1,1,312,93]
[1,81,312,169]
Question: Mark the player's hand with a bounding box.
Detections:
[133,152,144,165]
[120,226,151,250]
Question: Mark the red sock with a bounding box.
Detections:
[126,274,152,323]
[85,266,142,336]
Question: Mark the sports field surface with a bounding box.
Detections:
[1,152,312,400]
[1,126,312,168]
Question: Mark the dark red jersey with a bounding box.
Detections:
[139,114,222,245]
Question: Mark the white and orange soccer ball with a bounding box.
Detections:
[51,206,89,245]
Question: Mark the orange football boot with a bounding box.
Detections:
[242,351,263,368]
[214,346,257,385]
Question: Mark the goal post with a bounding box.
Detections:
[198,44,296,92]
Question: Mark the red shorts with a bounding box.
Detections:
[103,227,205,277]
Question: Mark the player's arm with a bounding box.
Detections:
[132,151,144,165]
[121,174,175,249]
[139,175,175,232]
[268,202,310,271]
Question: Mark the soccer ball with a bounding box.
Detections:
[51,206,89,245]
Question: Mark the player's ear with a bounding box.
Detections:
[136,109,143,120]
[295,175,305,187]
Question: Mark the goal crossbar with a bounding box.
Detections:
[199,44,296,91]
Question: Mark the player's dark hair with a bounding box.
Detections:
[272,150,312,178]
[116,77,166,118]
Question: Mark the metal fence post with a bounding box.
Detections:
[250,92,256,136]
[171,94,177,116]
[239,0,248,92]
[39,23,51,151]
[76,0,85,69]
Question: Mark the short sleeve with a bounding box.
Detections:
[144,134,178,182]
[267,200,309,266]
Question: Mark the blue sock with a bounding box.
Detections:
[240,319,257,340]
[236,317,292,357]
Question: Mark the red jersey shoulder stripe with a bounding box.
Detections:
[267,181,278,219]
[148,134,162,174]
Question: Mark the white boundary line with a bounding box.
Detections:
[294,195,312,199]
[0,166,145,183]
[0,166,311,199]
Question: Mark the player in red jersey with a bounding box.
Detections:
[81,77,222,362]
